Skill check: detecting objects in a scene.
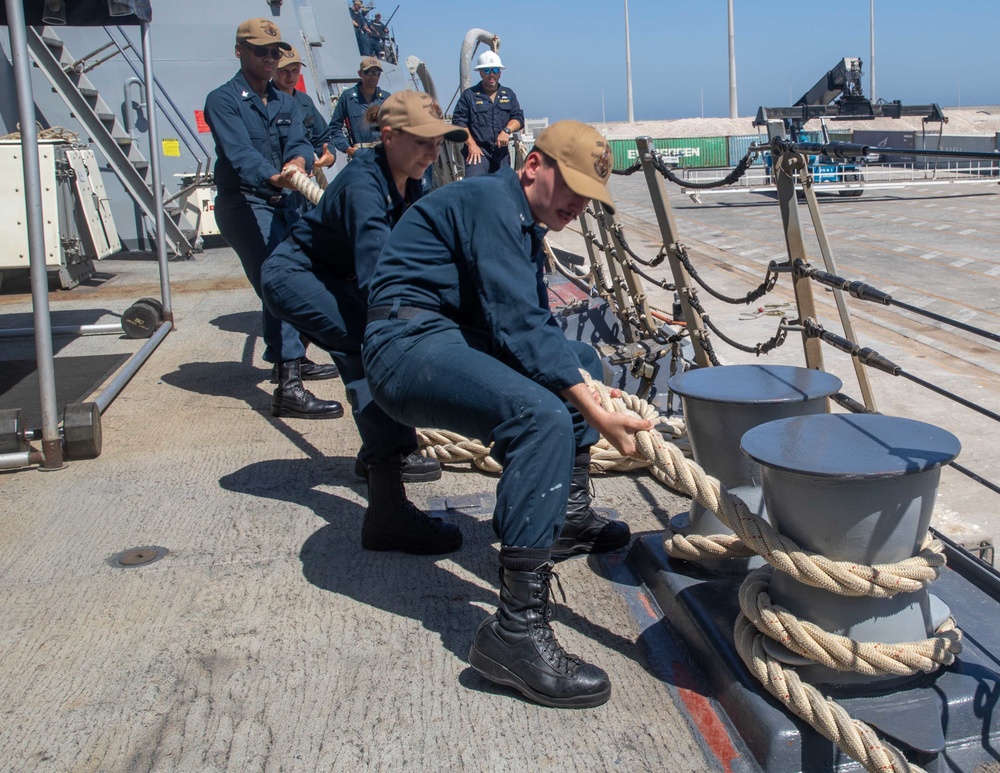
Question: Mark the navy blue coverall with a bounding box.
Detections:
[260,147,422,464]
[363,166,602,549]
[329,85,390,153]
[204,71,313,364]
[289,89,334,160]
[350,7,373,56]
[451,84,524,177]
[287,88,335,212]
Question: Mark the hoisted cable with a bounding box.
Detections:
[804,321,1000,424]
[611,160,643,176]
[687,292,788,357]
[609,221,665,268]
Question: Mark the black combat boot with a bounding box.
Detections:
[361,459,461,554]
[271,359,344,419]
[270,356,339,383]
[354,451,442,483]
[468,547,611,708]
[551,451,631,561]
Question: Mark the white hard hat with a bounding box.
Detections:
[474,50,504,70]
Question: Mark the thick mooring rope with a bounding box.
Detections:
[577,369,955,773]
[740,568,961,678]
[287,168,324,205]
[0,123,79,142]
[734,615,924,773]
[416,411,686,478]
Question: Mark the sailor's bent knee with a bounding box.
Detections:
[515,391,576,447]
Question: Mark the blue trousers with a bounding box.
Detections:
[364,317,601,548]
[215,192,306,364]
[261,243,417,463]
[463,144,510,178]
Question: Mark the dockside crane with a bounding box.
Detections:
[755,56,946,137]
[754,57,947,196]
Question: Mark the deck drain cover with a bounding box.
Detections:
[109,545,169,568]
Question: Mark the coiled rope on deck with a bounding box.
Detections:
[416,408,686,477]
[0,124,79,142]
[739,568,961,678]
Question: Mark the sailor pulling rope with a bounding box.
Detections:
[283,162,952,772]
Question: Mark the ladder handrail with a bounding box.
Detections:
[107,25,212,179]
[25,26,193,256]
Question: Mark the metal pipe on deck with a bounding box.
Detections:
[94,321,172,413]
[0,323,124,339]
[140,21,174,323]
[6,0,63,469]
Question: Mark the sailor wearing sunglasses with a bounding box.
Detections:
[204,18,342,419]
[452,50,524,177]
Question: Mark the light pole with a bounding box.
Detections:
[869,0,876,101]
[625,0,634,122]
[728,0,738,118]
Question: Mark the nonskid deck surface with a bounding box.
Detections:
[0,242,716,771]
[3,171,999,770]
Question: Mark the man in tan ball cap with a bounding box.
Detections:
[361,120,651,709]
[203,18,342,419]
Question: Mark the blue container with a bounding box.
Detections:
[728,134,768,167]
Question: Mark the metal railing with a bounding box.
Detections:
[106,25,212,192]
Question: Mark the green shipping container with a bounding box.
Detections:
[609,136,729,171]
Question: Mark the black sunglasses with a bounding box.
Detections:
[362,68,382,75]
[244,43,284,60]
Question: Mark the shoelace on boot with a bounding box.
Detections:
[582,475,611,526]
[402,500,447,532]
[532,569,585,674]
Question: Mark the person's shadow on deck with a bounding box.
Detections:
[218,457,700,701]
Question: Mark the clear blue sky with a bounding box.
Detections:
[385,0,997,123]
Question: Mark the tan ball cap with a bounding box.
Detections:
[377,92,468,142]
[533,120,615,214]
[359,56,383,72]
[236,18,291,50]
[278,46,304,69]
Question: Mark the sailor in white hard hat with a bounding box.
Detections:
[451,50,524,177]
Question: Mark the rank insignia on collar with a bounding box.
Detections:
[242,90,250,98]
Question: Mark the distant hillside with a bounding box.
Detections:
[597,107,1000,140]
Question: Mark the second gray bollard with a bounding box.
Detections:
[741,413,961,690]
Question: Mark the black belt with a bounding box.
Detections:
[367,304,437,323]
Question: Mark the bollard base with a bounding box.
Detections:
[627,534,1000,772]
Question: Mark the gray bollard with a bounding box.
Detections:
[741,413,961,689]
[667,364,842,572]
